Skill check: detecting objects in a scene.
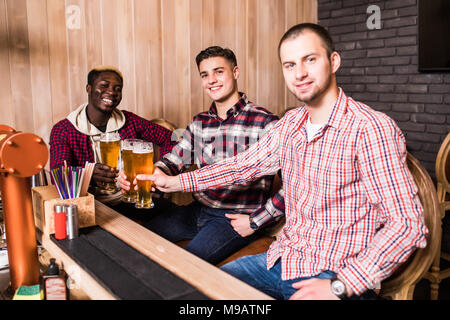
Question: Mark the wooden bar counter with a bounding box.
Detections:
[38,200,272,300]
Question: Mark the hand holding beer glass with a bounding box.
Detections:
[121,139,142,203]
[99,131,121,192]
[134,141,155,209]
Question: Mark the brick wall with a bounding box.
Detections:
[318,0,450,179]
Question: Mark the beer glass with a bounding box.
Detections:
[121,139,142,203]
[99,131,121,192]
[134,141,155,209]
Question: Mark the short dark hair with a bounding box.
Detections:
[195,46,237,69]
[87,67,123,86]
[278,23,335,61]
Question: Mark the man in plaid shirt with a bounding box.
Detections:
[50,66,175,206]
[120,46,285,265]
[142,24,428,300]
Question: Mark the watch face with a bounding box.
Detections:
[249,217,258,230]
[331,280,346,296]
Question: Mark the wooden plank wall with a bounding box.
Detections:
[0,0,317,146]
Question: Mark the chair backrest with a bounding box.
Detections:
[380,153,441,299]
[435,133,450,205]
[150,118,193,206]
[150,118,177,162]
[151,118,177,132]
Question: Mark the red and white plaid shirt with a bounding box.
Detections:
[179,88,428,295]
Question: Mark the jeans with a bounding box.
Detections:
[221,253,379,300]
[221,253,335,300]
[142,201,260,265]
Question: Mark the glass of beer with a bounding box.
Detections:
[99,131,121,192]
[134,141,155,209]
[121,139,142,203]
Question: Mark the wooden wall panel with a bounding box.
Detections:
[161,0,178,123]
[235,0,247,98]
[116,0,136,113]
[188,0,203,118]
[246,0,258,106]
[47,0,70,123]
[0,0,15,128]
[0,0,317,148]
[84,0,102,69]
[26,0,53,140]
[100,0,119,67]
[7,0,34,132]
[174,0,192,128]
[66,0,88,113]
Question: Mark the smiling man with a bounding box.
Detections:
[119,46,285,265]
[49,65,175,206]
[143,24,428,300]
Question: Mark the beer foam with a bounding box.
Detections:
[133,149,152,154]
[100,138,120,142]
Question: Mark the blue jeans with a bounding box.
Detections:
[143,201,260,265]
[220,253,335,300]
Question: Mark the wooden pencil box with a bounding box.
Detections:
[32,185,96,236]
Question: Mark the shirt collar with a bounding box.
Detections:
[295,87,347,132]
[208,92,247,119]
[325,87,347,131]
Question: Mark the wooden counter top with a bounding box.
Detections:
[39,200,272,300]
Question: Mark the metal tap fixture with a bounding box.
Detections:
[0,124,48,290]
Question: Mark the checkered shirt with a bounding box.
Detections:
[156,93,285,218]
[179,89,428,295]
[50,110,176,168]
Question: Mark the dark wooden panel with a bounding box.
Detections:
[51,226,209,300]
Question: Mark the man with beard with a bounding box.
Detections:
[140,24,428,300]
[49,65,176,207]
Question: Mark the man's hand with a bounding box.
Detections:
[289,278,339,300]
[136,168,181,193]
[147,167,165,198]
[117,171,132,192]
[225,214,255,237]
[118,168,165,198]
[289,278,353,300]
[92,163,117,188]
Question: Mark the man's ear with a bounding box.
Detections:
[330,51,341,74]
[233,66,240,80]
[86,84,91,94]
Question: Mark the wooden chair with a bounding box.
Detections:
[150,118,193,206]
[150,118,177,162]
[218,153,442,300]
[422,133,450,299]
[380,153,441,300]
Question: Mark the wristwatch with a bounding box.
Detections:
[330,276,348,299]
[248,216,258,231]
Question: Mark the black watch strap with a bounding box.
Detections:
[249,216,258,230]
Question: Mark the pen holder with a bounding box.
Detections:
[32,185,95,236]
